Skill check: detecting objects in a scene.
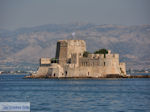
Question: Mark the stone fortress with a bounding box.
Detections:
[32,39,126,78]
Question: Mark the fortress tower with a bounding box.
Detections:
[55,40,86,66]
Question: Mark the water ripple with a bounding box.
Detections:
[0,75,150,112]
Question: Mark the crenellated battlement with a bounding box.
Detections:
[87,53,119,59]
[105,54,119,59]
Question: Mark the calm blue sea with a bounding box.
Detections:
[0,74,150,112]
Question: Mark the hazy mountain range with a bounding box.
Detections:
[0,23,150,70]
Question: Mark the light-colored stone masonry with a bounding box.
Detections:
[32,39,126,78]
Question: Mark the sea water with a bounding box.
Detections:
[0,74,150,112]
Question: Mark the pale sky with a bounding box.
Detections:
[0,0,150,30]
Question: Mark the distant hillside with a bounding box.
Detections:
[0,23,150,70]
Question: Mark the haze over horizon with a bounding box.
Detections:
[0,0,150,30]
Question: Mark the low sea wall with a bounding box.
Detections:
[25,74,150,79]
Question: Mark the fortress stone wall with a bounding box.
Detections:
[32,39,127,78]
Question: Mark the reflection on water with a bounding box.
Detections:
[0,75,150,112]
